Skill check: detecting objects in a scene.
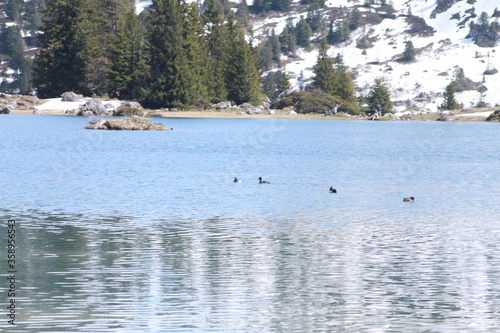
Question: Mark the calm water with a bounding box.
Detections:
[0,115,499,332]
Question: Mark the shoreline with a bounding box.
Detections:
[9,108,495,122]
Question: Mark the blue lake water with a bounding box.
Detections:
[0,115,499,332]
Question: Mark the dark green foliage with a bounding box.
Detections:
[467,11,499,47]
[272,90,341,114]
[279,21,296,55]
[204,0,230,101]
[258,40,273,71]
[237,0,250,27]
[1,25,32,94]
[108,8,148,99]
[311,39,358,113]
[84,0,129,95]
[403,40,415,61]
[6,0,21,22]
[349,8,362,30]
[312,38,336,93]
[33,0,90,98]
[226,21,261,105]
[269,29,281,62]
[295,16,312,48]
[440,83,460,110]
[143,0,191,107]
[366,78,393,112]
[327,19,350,45]
[300,0,325,6]
[306,4,322,32]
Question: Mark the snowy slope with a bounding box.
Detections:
[252,0,500,112]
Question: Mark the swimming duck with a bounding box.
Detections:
[329,187,337,193]
[233,177,241,183]
[403,196,415,202]
[258,177,270,184]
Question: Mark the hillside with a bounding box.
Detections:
[245,0,500,112]
[1,0,499,113]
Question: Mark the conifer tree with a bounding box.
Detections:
[108,8,148,99]
[269,29,281,62]
[84,0,129,95]
[403,40,415,61]
[258,40,273,71]
[144,0,190,107]
[440,83,460,110]
[237,0,250,27]
[306,3,322,32]
[295,16,312,48]
[278,70,291,92]
[182,3,209,105]
[6,0,21,22]
[312,38,336,94]
[226,20,261,105]
[33,0,89,98]
[367,78,393,112]
[204,0,230,101]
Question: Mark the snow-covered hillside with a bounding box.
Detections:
[249,0,500,112]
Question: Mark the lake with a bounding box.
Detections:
[1,115,499,332]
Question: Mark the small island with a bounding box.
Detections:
[85,115,168,131]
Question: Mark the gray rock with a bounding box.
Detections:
[287,110,297,115]
[213,101,232,109]
[61,92,83,102]
[0,105,14,114]
[269,109,276,115]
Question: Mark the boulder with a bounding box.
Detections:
[0,105,14,114]
[75,98,106,116]
[61,92,83,102]
[486,110,500,122]
[213,101,232,109]
[85,115,168,131]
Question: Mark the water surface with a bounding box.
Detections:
[1,115,499,332]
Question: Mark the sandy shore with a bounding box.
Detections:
[7,97,496,121]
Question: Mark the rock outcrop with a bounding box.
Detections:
[486,110,500,122]
[61,92,83,102]
[85,115,168,131]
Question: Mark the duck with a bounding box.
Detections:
[329,187,337,193]
[258,177,270,184]
[233,177,241,183]
[403,196,415,202]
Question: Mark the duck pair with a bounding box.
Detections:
[233,177,270,184]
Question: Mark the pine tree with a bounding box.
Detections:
[295,16,312,47]
[278,70,291,92]
[236,0,250,27]
[204,0,230,102]
[440,83,460,110]
[108,8,148,99]
[143,0,190,107]
[269,29,281,62]
[258,40,273,71]
[306,3,322,32]
[403,40,415,61]
[312,39,337,94]
[182,3,209,105]
[6,0,21,22]
[226,20,261,105]
[84,0,129,95]
[367,78,393,112]
[33,0,90,98]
